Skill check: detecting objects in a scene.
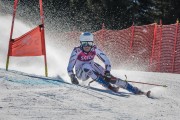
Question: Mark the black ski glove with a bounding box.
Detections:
[70,74,79,85]
[104,71,111,82]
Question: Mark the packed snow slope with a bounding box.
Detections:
[0,68,180,120]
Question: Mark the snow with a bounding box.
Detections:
[0,68,180,120]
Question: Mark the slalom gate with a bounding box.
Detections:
[6,0,48,76]
[62,21,180,74]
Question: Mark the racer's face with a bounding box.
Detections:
[82,46,91,52]
[80,41,93,52]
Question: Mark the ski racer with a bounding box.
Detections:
[67,32,145,95]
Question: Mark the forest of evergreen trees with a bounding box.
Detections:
[2,0,180,32]
[44,0,180,31]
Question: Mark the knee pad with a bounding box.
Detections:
[82,64,94,73]
[96,76,110,88]
[115,79,127,88]
[81,63,99,80]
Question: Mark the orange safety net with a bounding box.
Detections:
[9,25,45,56]
[151,23,180,73]
[150,24,161,72]
[62,22,180,73]
[174,24,180,73]
[94,28,132,69]
[160,24,176,72]
[130,24,155,70]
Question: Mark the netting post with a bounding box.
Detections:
[102,23,105,29]
[6,0,19,71]
[39,0,48,77]
[101,23,105,50]
[158,19,163,72]
[171,19,179,72]
[150,23,157,70]
[130,22,135,50]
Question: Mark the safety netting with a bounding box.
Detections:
[62,22,180,73]
[172,24,180,73]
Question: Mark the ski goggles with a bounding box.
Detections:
[81,41,93,47]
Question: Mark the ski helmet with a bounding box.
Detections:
[80,32,93,42]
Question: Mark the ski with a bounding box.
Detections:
[7,70,151,99]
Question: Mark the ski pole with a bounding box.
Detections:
[111,75,167,87]
[123,80,167,87]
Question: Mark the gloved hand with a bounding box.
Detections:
[104,71,111,82]
[70,74,79,85]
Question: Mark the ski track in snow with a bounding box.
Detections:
[0,68,180,120]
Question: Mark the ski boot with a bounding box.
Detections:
[95,76,119,92]
[126,83,144,94]
[115,79,143,94]
[108,85,120,92]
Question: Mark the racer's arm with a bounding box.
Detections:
[67,48,78,76]
[95,46,111,72]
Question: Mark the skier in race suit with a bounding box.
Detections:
[67,32,143,94]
